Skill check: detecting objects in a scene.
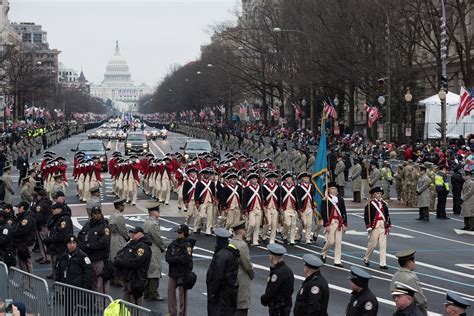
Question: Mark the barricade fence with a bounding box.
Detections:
[7,267,50,316]
[2,267,152,316]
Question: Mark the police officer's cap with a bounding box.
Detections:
[297,172,311,180]
[66,234,78,243]
[129,226,144,234]
[214,228,232,238]
[89,186,100,193]
[445,291,471,310]
[247,173,259,181]
[91,206,102,214]
[113,198,126,206]
[51,203,64,210]
[3,203,12,210]
[28,169,36,174]
[231,220,246,231]
[423,161,433,168]
[369,187,384,194]
[226,173,238,180]
[147,203,160,212]
[391,282,418,297]
[348,266,372,288]
[15,201,29,210]
[395,249,416,261]
[0,210,8,219]
[383,160,390,165]
[281,172,293,181]
[267,244,287,256]
[175,224,189,234]
[302,254,323,269]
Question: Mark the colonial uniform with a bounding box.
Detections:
[261,173,280,244]
[279,174,298,244]
[195,169,216,235]
[296,173,314,244]
[219,173,243,229]
[242,173,263,245]
[183,169,200,232]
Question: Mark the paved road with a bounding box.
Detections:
[17,127,473,315]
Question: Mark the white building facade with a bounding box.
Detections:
[90,41,152,110]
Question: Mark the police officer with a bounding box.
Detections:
[206,228,240,316]
[345,266,378,315]
[293,254,329,316]
[55,235,94,290]
[0,210,15,267]
[114,226,152,305]
[14,201,36,273]
[77,206,111,294]
[33,189,52,264]
[435,165,450,219]
[390,249,427,315]
[444,291,470,316]
[44,203,73,279]
[391,282,424,316]
[143,204,166,301]
[85,186,102,218]
[109,198,129,287]
[260,244,294,316]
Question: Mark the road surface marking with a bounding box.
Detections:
[345,230,414,238]
[455,264,474,270]
[454,229,474,235]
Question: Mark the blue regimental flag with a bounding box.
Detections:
[311,120,328,212]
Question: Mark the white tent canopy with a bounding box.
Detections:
[420,92,474,139]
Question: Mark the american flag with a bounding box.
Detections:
[210,110,215,117]
[292,102,304,119]
[199,110,206,119]
[270,106,280,119]
[364,103,380,128]
[456,86,474,124]
[323,100,338,119]
[239,103,247,116]
[251,108,261,120]
[216,104,225,114]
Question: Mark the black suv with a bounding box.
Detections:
[71,139,110,171]
[125,132,149,155]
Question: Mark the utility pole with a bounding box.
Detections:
[440,0,448,145]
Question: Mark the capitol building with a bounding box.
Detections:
[90,41,152,111]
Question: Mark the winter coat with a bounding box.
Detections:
[231,238,255,310]
[55,248,94,289]
[77,218,111,262]
[451,171,465,194]
[461,180,474,218]
[369,168,382,188]
[45,208,73,256]
[416,174,431,208]
[108,210,129,261]
[165,237,195,278]
[335,161,346,186]
[143,216,166,278]
[14,211,36,248]
[1,174,14,204]
[206,244,240,316]
[351,163,362,192]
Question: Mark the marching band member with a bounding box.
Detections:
[320,182,347,267]
[243,173,263,246]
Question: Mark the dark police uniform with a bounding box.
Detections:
[0,211,15,267]
[14,209,36,273]
[293,254,329,316]
[261,244,294,316]
[346,265,378,316]
[445,291,470,316]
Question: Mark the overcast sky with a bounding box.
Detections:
[9,0,239,87]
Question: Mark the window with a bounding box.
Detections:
[22,33,31,43]
[33,33,42,43]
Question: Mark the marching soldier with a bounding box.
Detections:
[175,158,187,211]
[345,267,378,316]
[363,187,391,269]
[86,186,102,218]
[416,166,431,221]
[195,168,216,236]
[320,182,347,267]
[184,168,200,232]
[280,173,298,245]
[335,156,346,197]
[109,198,129,287]
[242,173,263,246]
[261,172,280,244]
[143,204,166,301]
[77,206,111,294]
[293,254,329,316]
[390,249,428,315]
[296,172,314,244]
[351,158,362,203]
[159,156,173,205]
[260,244,294,316]
[219,173,243,229]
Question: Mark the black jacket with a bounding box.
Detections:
[346,288,378,316]
[392,303,424,316]
[451,171,465,194]
[55,248,94,290]
[293,270,330,316]
[45,209,73,256]
[14,211,36,248]
[206,244,240,316]
[260,261,294,315]
[0,222,14,254]
[33,197,52,228]
[165,237,195,278]
[114,235,152,291]
[77,218,110,262]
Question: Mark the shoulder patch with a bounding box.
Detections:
[84,257,91,265]
[271,274,278,282]
[36,206,42,212]
[104,227,110,236]
[353,300,358,307]
[137,248,145,256]
[187,246,193,255]
[3,228,8,235]
[299,287,304,295]
[364,301,373,311]
[21,219,28,226]
[310,286,320,294]
[60,221,67,229]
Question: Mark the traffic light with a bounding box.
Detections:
[377,78,385,93]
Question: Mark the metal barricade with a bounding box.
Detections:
[50,282,113,316]
[0,262,8,299]
[116,299,153,316]
[7,267,50,316]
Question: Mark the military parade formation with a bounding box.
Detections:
[0,119,472,316]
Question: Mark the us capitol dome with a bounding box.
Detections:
[90,41,152,110]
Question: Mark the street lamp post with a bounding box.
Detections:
[438,86,447,143]
[440,0,448,145]
[404,87,413,138]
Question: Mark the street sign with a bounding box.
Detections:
[405,127,412,137]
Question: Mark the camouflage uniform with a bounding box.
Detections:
[395,164,404,201]
[404,160,417,207]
